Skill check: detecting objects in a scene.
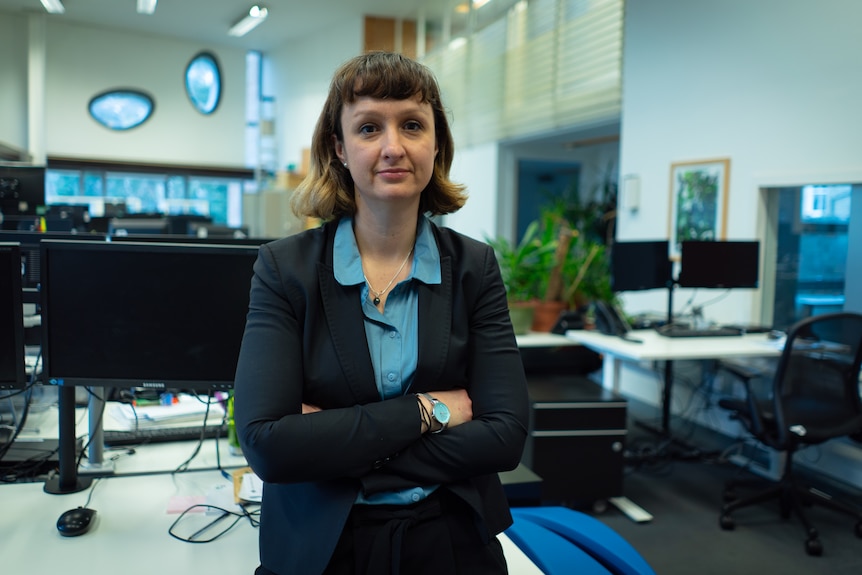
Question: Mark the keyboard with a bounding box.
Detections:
[102,424,226,447]
[656,325,743,338]
[720,324,772,334]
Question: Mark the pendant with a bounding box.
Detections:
[373,296,381,305]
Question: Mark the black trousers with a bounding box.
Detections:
[255,489,508,575]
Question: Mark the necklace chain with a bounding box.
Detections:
[363,246,414,306]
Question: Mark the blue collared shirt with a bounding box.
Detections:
[333,215,442,505]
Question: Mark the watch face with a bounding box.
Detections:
[433,402,450,425]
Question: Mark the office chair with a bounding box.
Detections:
[510,507,657,575]
[717,312,862,556]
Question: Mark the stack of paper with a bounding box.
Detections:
[108,394,225,430]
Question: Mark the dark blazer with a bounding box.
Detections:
[233,218,529,575]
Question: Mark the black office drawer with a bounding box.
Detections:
[521,375,627,507]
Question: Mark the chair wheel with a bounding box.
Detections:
[592,499,609,514]
[805,537,823,556]
[720,514,735,530]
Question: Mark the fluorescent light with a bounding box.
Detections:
[40,0,65,14]
[228,5,269,37]
[137,0,158,15]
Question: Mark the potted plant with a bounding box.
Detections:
[531,168,617,330]
[486,220,558,334]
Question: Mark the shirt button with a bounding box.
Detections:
[389,331,397,338]
[411,492,421,502]
[387,372,396,382]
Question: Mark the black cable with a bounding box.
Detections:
[0,347,42,461]
[167,503,260,543]
[82,477,102,508]
[173,391,214,474]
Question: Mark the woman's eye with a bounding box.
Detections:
[404,121,422,131]
[359,124,377,135]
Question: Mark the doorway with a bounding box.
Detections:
[516,159,580,240]
[767,183,856,331]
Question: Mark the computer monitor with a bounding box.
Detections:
[164,214,212,235]
[0,243,26,390]
[40,204,91,232]
[109,233,275,247]
[677,240,760,289]
[0,231,108,300]
[40,239,258,392]
[189,222,250,239]
[108,216,170,236]
[0,164,45,217]
[610,240,672,292]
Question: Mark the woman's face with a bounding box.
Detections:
[335,93,438,210]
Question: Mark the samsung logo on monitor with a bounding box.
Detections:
[141,382,166,389]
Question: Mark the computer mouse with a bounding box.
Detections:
[56,507,97,537]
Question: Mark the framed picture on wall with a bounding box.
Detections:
[668,157,730,258]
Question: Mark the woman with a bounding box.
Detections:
[234,51,528,575]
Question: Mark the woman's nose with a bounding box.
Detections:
[380,128,405,158]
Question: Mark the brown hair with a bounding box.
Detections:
[290,51,467,220]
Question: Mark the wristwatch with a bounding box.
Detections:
[419,393,450,434]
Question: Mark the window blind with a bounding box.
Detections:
[423,0,622,148]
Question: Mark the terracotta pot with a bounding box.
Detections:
[531,300,568,332]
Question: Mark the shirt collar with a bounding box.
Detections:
[334,215,441,287]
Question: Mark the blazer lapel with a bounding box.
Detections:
[318,262,380,404]
[414,255,452,391]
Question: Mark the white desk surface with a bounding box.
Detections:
[516,331,581,347]
[565,328,783,405]
[565,328,783,361]
[2,431,542,575]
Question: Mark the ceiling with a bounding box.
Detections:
[0,0,621,149]
[0,0,451,52]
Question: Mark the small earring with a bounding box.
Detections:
[343,162,348,167]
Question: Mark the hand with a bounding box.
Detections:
[302,403,322,414]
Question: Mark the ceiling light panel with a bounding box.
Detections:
[228,5,269,37]
[137,0,158,15]
[40,0,65,14]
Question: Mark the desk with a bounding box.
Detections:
[516,332,581,347]
[565,329,782,435]
[0,454,542,575]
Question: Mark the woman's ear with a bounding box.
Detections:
[332,135,345,165]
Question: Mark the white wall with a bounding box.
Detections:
[0,11,29,154]
[270,18,363,173]
[445,141,499,241]
[618,0,862,325]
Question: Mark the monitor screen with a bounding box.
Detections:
[40,240,259,392]
[610,240,672,292]
[0,243,26,390]
[677,240,760,289]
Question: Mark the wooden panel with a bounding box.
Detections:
[364,16,396,53]
[363,16,418,57]
[402,20,417,59]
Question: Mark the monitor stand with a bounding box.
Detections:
[79,387,115,477]
[44,386,92,494]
